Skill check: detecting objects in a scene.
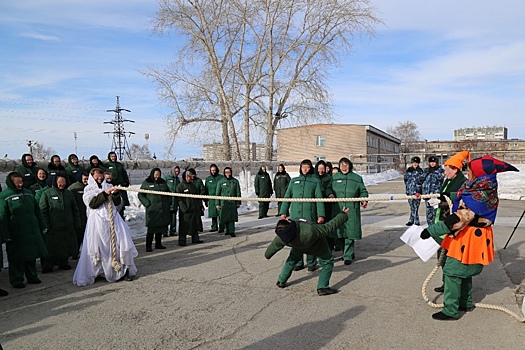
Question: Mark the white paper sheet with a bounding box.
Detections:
[400,225,440,262]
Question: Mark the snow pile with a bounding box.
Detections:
[496,165,525,200]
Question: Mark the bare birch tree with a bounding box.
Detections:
[147,0,380,160]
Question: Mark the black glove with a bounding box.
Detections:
[420,229,431,240]
[444,213,460,231]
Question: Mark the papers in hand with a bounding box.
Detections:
[400,225,440,262]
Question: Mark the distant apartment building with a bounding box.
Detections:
[203,142,268,161]
[454,126,508,141]
[425,139,525,163]
[276,124,400,172]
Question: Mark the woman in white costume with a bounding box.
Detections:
[73,168,137,286]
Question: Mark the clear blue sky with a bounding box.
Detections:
[1,0,524,161]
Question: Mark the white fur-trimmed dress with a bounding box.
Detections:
[73,175,138,286]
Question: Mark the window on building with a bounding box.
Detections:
[316,135,326,146]
[315,156,326,161]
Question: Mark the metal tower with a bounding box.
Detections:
[104,96,135,160]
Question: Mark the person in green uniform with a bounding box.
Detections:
[16,153,38,189]
[205,164,224,232]
[279,159,325,272]
[68,171,89,254]
[105,151,130,218]
[254,166,273,219]
[266,207,350,296]
[29,167,48,196]
[0,172,48,288]
[176,170,204,246]
[273,164,290,217]
[188,168,206,233]
[315,160,335,248]
[39,173,80,273]
[138,168,171,252]
[216,167,241,237]
[46,154,66,179]
[164,165,181,237]
[431,151,468,293]
[326,157,368,265]
[87,155,108,173]
[65,153,86,185]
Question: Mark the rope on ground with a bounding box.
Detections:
[107,195,122,273]
[422,250,525,322]
[115,186,440,202]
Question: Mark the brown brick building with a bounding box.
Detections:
[276,124,400,172]
[425,139,525,163]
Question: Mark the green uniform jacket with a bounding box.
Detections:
[216,176,241,223]
[0,173,48,262]
[279,173,325,221]
[193,176,206,208]
[35,185,51,203]
[436,172,467,222]
[87,156,108,173]
[29,169,48,196]
[46,155,66,179]
[205,173,224,218]
[16,153,38,189]
[138,168,171,229]
[65,154,86,185]
[176,180,200,236]
[39,187,80,259]
[164,172,181,212]
[273,171,291,198]
[326,171,368,240]
[254,167,273,198]
[105,154,130,206]
[265,212,348,259]
[68,181,88,228]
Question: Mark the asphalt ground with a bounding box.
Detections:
[1,178,525,349]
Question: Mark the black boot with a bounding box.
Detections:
[146,232,154,252]
[155,233,166,249]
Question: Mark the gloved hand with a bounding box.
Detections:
[444,213,460,231]
[414,193,421,199]
[420,229,431,240]
[428,197,440,208]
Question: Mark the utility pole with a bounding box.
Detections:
[104,96,135,160]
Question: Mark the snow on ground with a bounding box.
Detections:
[124,167,525,238]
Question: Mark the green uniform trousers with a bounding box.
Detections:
[442,275,473,318]
[441,257,483,318]
[343,238,355,261]
[278,239,334,289]
[170,212,178,233]
[9,260,38,286]
[211,217,224,231]
[223,221,235,235]
[295,254,317,268]
[258,201,269,218]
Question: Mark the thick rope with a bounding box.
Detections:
[107,195,122,273]
[115,185,439,202]
[422,197,525,322]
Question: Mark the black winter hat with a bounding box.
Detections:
[428,156,439,163]
[411,156,421,164]
[275,220,297,244]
